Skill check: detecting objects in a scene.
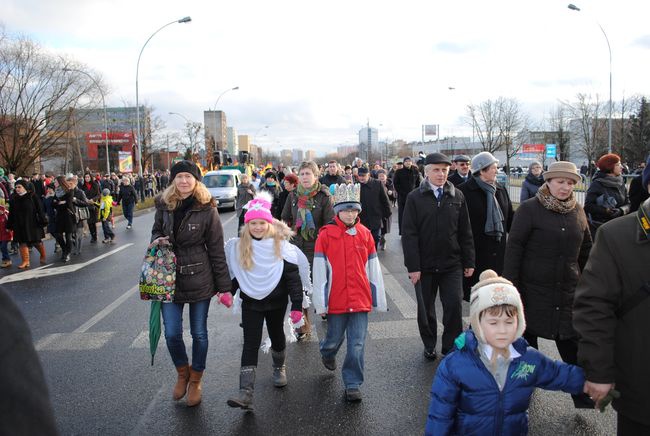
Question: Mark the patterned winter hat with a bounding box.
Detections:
[244,191,274,224]
[469,270,526,343]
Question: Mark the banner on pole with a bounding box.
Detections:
[119,151,133,173]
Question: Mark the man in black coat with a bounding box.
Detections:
[458,152,513,301]
[393,156,421,235]
[357,167,391,248]
[401,153,475,359]
[319,160,345,187]
[448,155,471,186]
[0,286,59,435]
[80,173,101,243]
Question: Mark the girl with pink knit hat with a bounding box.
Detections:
[222,191,312,410]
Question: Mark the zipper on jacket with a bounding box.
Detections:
[469,348,510,435]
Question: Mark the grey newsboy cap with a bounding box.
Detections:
[471,152,499,173]
[453,154,471,163]
[425,153,452,166]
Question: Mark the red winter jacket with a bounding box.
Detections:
[312,216,387,314]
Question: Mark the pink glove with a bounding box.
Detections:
[219,292,233,308]
[290,310,303,324]
[112,201,118,206]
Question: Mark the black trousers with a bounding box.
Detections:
[87,206,98,240]
[523,332,578,364]
[415,270,463,354]
[368,227,381,248]
[241,306,286,367]
[618,412,650,435]
[53,232,72,256]
[397,196,407,235]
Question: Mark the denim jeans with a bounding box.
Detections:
[320,312,368,389]
[0,241,9,261]
[161,299,211,371]
[123,202,135,225]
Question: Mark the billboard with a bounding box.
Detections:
[85,132,134,159]
[521,144,545,153]
[423,125,437,136]
[118,151,133,173]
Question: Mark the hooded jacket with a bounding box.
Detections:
[425,330,585,436]
[312,216,387,315]
[151,195,231,303]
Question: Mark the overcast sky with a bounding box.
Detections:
[3,0,650,155]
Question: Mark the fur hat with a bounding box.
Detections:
[170,160,202,182]
[471,152,499,173]
[469,270,526,343]
[244,191,274,224]
[596,153,621,173]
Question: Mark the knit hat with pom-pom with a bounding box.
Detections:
[469,269,526,343]
[244,191,274,224]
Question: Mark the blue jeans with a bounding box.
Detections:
[320,312,368,389]
[161,299,211,371]
[0,241,9,261]
[123,202,135,225]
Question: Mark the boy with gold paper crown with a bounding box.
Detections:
[312,183,387,402]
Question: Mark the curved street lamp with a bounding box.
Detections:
[568,3,612,153]
[64,68,110,174]
[213,86,239,111]
[135,16,192,178]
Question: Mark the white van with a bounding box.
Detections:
[202,169,242,210]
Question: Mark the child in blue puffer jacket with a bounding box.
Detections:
[425,270,586,436]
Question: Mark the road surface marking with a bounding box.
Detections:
[380,267,418,319]
[75,285,138,333]
[0,243,134,284]
[130,329,192,348]
[368,319,419,339]
[35,332,114,351]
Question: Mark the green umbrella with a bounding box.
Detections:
[149,300,162,366]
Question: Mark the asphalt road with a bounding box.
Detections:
[1,205,615,436]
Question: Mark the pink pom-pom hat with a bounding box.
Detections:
[244,191,274,223]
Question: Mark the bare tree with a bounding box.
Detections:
[563,93,608,166]
[0,33,103,174]
[467,99,502,153]
[497,98,528,174]
[548,105,571,161]
[623,97,650,166]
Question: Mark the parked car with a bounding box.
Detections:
[202,169,241,210]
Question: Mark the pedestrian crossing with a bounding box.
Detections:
[33,260,470,352]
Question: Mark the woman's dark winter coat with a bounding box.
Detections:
[259,183,282,219]
[573,198,650,425]
[520,173,544,202]
[231,260,303,312]
[503,197,592,340]
[151,195,231,303]
[457,177,513,300]
[7,193,46,244]
[584,171,630,229]
[54,190,76,234]
[281,185,334,265]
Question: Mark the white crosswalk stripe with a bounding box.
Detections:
[35,332,115,351]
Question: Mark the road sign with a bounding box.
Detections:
[546,144,557,158]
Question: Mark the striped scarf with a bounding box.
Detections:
[295,182,321,240]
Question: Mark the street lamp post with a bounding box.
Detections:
[64,68,110,174]
[568,4,612,153]
[136,16,191,178]
[213,86,239,111]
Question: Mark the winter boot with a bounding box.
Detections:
[186,368,203,407]
[36,242,46,265]
[227,366,256,410]
[1,259,11,268]
[172,365,190,401]
[271,349,287,387]
[17,246,30,269]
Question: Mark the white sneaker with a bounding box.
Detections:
[126,224,132,229]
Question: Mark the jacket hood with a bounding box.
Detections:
[272,218,295,240]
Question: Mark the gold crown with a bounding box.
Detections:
[333,183,360,205]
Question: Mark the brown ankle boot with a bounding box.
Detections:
[17,246,30,269]
[36,242,46,265]
[172,365,190,400]
[186,368,203,407]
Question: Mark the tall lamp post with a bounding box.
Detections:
[136,16,192,178]
[568,4,612,153]
[213,86,239,111]
[64,68,110,174]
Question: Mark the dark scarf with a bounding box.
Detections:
[535,183,577,214]
[525,172,544,187]
[473,175,504,241]
[595,173,624,189]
